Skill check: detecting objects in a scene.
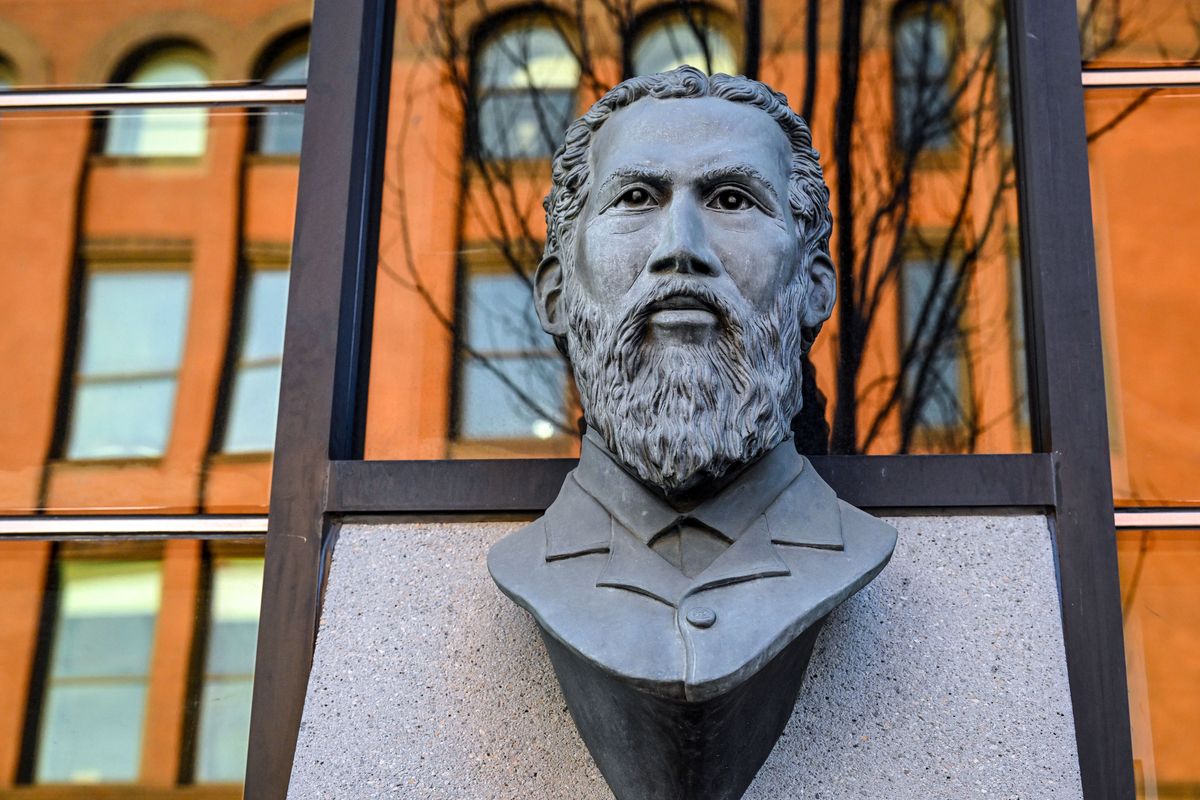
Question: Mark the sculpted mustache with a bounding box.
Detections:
[620,280,740,333]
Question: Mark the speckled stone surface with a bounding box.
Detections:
[289,515,1082,800]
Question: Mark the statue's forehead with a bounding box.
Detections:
[589,96,791,192]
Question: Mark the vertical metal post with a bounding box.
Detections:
[1007,1,1134,797]
[244,0,393,798]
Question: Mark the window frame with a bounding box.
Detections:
[245,3,1135,800]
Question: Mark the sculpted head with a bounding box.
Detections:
[533,67,836,494]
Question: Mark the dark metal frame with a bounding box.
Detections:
[245,1,1134,798]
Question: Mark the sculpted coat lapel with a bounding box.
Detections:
[489,435,896,798]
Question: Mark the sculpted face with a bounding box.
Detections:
[574,97,802,340]
[536,95,835,494]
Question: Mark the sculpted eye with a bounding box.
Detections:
[612,187,657,210]
[708,188,756,212]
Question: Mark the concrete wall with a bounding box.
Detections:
[289,515,1083,799]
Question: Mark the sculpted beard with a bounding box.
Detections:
[564,273,809,492]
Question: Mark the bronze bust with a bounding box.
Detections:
[488,67,896,800]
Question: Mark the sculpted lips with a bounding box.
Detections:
[647,293,719,327]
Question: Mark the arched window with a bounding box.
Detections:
[475,18,579,160]
[632,10,737,76]
[254,33,309,155]
[892,2,955,152]
[0,57,16,90]
[103,45,210,157]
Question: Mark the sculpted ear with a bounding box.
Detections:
[801,252,836,329]
[533,254,568,337]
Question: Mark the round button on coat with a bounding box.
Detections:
[685,606,717,628]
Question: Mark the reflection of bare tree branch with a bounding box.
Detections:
[382,65,575,435]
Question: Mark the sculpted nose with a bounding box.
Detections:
[647,195,721,277]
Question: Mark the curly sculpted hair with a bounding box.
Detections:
[543,66,833,273]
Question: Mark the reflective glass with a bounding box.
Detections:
[194,556,263,783]
[894,5,954,150]
[0,2,312,89]
[1087,88,1200,504]
[368,0,1026,459]
[104,48,211,157]
[632,13,738,75]
[36,559,161,784]
[1080,0,1200,68]
[66,270,191,460]
[900,258,967,443]
[476,19,579,160]
[0,540,263,794]
[257,37,309,155]
[1118,530,1200,798]
[222,269,289,454]
[0,110,298,514]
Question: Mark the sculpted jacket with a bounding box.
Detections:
[488,432,897,703]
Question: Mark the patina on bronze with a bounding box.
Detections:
[488,67,897,800]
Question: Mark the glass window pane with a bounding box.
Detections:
[894,6,955,150]
[257,38,309,155]
[632,16,738,76]
[464,272,554,353]
[194,556,263,784]
[0,110,297,514]
[240,270,290,361]
[477,91,575,160]
[67,269,190,461]
[1080,1,1200,68]
[1087,87,1200,504]
[1118,530,1200,797]
[37,684,149,783]
[36,558,161,784]
[479,24,580,90]
[76,272,190,376]
[223,364,282,455]
[103,49,210,157]
[458,356,567,440]
[369,0,1026,459]
[66,377,179,460]
[901,258,966,437]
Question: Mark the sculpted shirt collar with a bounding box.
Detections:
[542,430,845,606]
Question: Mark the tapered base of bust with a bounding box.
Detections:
[540,617,826,800]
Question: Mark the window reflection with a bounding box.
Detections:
[632,11,738,76]
[0,541,263,792]
[475,19,579,160]
[194,554,264,782]
[103,46,211,158]
[1118,530,1200,798]
[367,0,1026,459]
[893,1,955,152]
[36,557,162,783]
[65,269,191,460]
[221,268,289,455]
[899,255,968,446]
[256,33,309,156]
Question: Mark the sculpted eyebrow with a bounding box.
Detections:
[700,164,778,193]
[597,166,670,198]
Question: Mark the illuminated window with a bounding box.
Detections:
[455,263,568,443]
[220,266,289,454]
[64,267,191,460]
[475,18,579,160]
[892,2,955,152]
[193,555,263,782]
[104,46,210,157]
[632,10,737,76]
[35,558,162,783]
[255,33,308,155]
